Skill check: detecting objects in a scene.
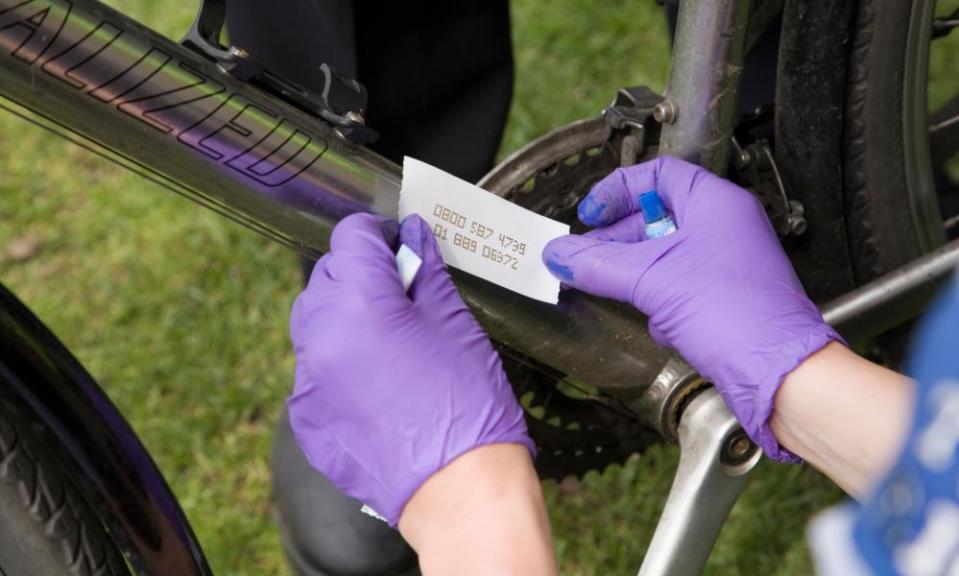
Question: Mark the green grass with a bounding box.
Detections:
[1,2,955,575]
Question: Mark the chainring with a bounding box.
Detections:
[500,350,661,480]
[482,89,665,480]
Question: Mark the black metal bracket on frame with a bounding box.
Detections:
[180,0,378,144]
[602,86,665,166]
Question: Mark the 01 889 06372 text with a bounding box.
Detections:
[431,204,530,271]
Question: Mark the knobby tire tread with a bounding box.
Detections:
[842,0,925,284]
[0,400,125,576]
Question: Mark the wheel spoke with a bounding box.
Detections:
[930,92,959,167]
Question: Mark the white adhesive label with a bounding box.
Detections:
[395,244,423,292]
[399,157,569,304]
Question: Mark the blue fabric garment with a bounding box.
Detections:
[849,276,959,575]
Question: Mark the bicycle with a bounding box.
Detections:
[1,0,958,574]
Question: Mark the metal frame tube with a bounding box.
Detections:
[658,0,751,175]
[0,0,400,255]
[823,236,959,340]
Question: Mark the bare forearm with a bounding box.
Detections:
[770,342,915,497]
[399,444,558,576]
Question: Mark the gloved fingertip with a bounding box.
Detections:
[542,236,588,282]
[379,218,400,247]
[577,194,609,227]
[398,214,425,255]
[400,214,440,262]
[580,166,649,226]
[547,260,575,283]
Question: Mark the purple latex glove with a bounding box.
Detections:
[288,212,534,526]
[542,156,843,461]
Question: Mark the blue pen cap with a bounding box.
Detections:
[639,190,667,222]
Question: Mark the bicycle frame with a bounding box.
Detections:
[0,0,679,430]
[3,0,959,574]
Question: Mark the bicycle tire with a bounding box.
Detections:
[843,0,945,283]
[0,395,128,576]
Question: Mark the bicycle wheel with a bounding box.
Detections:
[0,393,129,576]
[842,0,958,283]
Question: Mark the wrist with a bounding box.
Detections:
[705,323,842,463]
[757,325,846,461]
[399,443,557,575]
[771,342,914,496]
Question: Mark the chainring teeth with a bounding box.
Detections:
[507,150,621,227]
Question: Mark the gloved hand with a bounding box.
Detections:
[288,212,534,526]
[542,156,842,461]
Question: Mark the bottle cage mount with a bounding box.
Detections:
[181,0,378,144]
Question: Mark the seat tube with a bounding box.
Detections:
[657,0,752,176]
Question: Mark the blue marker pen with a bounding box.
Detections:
[639,190,678,238]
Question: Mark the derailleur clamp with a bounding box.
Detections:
[732,138,807,238]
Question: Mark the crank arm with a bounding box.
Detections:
[638,387,762,576]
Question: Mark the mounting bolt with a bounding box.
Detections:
[721,429,757,466]
[788,217,807,236]
[653,100,677,125]
[787,201,807,236]
[344,111,366,125]
[227,46,249,60]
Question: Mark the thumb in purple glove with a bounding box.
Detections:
[288,212,534,526]
[543,156,842,461]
